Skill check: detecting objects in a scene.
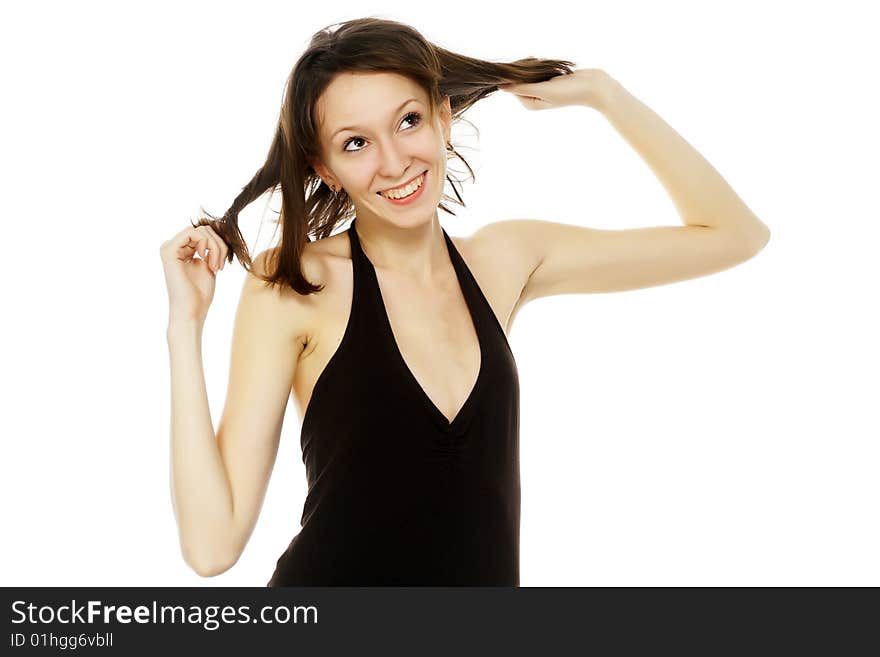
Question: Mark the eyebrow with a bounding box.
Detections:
[330,98,420,141]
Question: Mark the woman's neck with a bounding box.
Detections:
[352,214,450,283]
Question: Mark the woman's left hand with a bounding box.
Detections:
[498,68,617,111]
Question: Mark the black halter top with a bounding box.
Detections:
[267,218,521,586]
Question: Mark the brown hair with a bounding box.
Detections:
[193,16,575,295]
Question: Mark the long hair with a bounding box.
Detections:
[194,16,575,295]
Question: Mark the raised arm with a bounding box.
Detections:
[491,70,771,303]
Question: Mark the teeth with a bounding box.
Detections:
[381,173,424,199]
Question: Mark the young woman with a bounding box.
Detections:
[159,17,770,586]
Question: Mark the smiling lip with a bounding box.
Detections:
[377,170,428,194]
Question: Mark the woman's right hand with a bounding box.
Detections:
[160,223,230,325]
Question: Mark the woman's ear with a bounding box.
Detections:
[310,159,337,190]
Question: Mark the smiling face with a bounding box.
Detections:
[311,71,452,227]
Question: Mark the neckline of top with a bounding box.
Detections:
[347,218,486,433]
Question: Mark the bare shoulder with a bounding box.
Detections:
[469,220,543,277]
[464,220,543,297]
[242,242,336,349]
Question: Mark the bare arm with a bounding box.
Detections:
[166,249,307,576]
[491,71,770,303]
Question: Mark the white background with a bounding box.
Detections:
[2,0,877,586]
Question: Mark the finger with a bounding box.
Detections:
[174,236,199,262]
[189,230,212,264]
[516,96,548,111]
[192,227,214,271]
[204,227,226,272]
[203,237,220,272]
[499,82,533,93]
[166,227,197,257]
[197,225,229,270]
[190,235,210,264]
[170,226,206,259]
[207,232,222,273]
[191,225,218,271]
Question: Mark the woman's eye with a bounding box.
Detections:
[342,111,422,153]
[343,137,366,152]
[401,111,422,130]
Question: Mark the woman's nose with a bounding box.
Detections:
[376,141,410,179]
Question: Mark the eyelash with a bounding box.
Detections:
[342,111,423,153]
